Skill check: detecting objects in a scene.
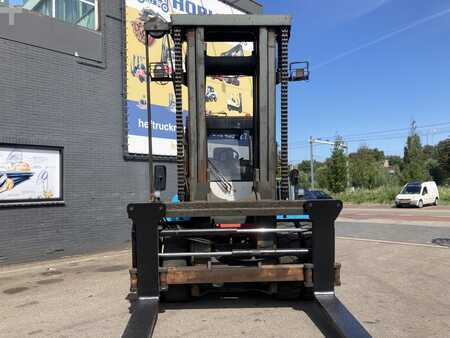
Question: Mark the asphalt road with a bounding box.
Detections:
[2,239,449,338]
[1,206,450,337]
[336,221,450,246]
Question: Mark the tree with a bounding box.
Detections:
[296,160,325,188]
[349,146,386,189]
[426,158,446,185]
[297,160,311,174]
[423,145,437,159]
[401,133,428,183]
[298,171,310,189]
[436,138,450,183]
[315,166,328,189]
[326,139,347,193]
[386,155,402,168]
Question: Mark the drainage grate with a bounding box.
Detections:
[432,238,450,247]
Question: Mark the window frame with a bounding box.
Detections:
[24,0,99,30]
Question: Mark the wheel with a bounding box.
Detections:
[434,198,439,206]
[163,284,191,302]
[277,232,300,264]
[418,200,424,208]
[300,286,315,301]
[190,240,211,265]
[276,282,302,300]
[161,257,191,302]
[161,238,191,302]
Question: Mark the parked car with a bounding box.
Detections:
[297,189,332,200]
[395,181,439,208]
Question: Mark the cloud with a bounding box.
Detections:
[297,0,391,28]
[312,7,450,70]
[333,0,391,21]
[352,0,390,18]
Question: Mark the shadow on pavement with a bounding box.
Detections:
[153,293,338,337]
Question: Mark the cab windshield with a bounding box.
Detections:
[401,184,421,194]
[208,131,252,182]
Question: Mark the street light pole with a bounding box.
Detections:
[310,136,314,189]
[345,146,350,188]
[309,138,350,190]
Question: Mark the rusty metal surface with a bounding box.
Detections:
[165,200,306,217]
[159,264,305,285]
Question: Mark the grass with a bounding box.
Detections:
[439,186,450,205]
[334,186,450,205]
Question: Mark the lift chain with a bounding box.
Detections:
[280,27,290,200]
[173,27,185,201]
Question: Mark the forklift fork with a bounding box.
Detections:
[123,200,370,338]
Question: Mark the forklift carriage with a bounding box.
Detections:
[124,14,370,338]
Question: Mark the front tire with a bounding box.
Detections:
[418,200,424,208]
[161,238,191,302]
[434,198,439,206]
[276,282,302,300]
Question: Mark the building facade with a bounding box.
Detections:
[0,0,261,264]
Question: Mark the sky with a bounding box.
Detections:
[260,0,450,163]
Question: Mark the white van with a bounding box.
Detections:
[395,181,439,208]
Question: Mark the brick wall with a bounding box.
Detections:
[0,0,177,264]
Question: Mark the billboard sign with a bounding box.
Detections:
[125,0,253,156]
[0,145,63,204]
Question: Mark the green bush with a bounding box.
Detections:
[333,185,450,205]
[334,186,399,205]
[439,186,450,204]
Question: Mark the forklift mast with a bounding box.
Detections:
[124,14,371,338]
[147,14,291,203]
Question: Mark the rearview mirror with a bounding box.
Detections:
[154,165,166,191]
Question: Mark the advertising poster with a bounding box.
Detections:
[125,0,254,156]
[0,146,62,202]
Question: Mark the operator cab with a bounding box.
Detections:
[207,117,254,201]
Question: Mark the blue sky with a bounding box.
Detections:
[260,0,450,163]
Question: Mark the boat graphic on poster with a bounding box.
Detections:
[0,147,61,202]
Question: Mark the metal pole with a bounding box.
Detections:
[145,31,154,200]
[310,136,314,189]
[345,144,350,189]
[159,248,309,258]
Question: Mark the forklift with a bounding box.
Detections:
[124,14,370,338]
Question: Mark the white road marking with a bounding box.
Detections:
[337,236,448,249]
[344,207,450,214]
[337,218,450,228]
